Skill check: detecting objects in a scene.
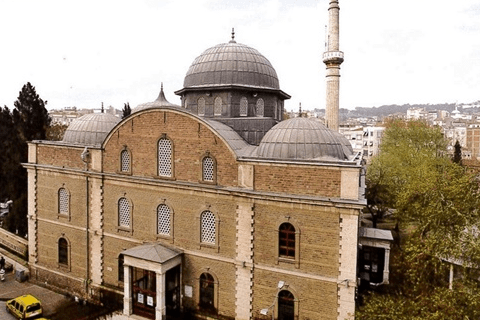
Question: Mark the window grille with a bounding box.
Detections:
[214,97,222,116]
[58,238,68,265]
[279,223,295,258]
[201,211,216,244]
[198,97,206,116]
[278,290,295,320]
[58,188,69,214]
[121,150,130,172]
[256,98,264,117]
[157,204,171,236]
[202,157,214,182]
[118,197,131,228]
[240,97,248,116]
[158,138,172,177]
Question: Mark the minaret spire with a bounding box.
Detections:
[323,0,344,132]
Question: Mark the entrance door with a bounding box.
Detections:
[165,266,181,319]
[132,267,157,320]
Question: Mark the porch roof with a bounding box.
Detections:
[122,243,182,264]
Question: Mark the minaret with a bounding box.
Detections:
[323,0,344,131]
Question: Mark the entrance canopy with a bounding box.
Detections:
[123,243,182,264]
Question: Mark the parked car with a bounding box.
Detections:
[5,294,43,319]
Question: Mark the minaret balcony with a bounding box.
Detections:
[323,51,344,63]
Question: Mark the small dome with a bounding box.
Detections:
[257,117,353,160]
[63,113,120,146]
[183,41,280,90]
[132,85,180,113]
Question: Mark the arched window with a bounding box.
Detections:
[58,237,68,266]
[120,149,130,172]
[58,188,69,215]
[198,97,206,116]
[158,137,173,177]
[274,100,278,119]
[279,223,295,259]
[118,197,131,228]
[202,156,215,182]
[240,97,248,116]
[256,98,264,117]
[201,211,216,244]
[199,273,215,312]
[214,97,222,116]
[278,290,295,320]
[157,204,171,236]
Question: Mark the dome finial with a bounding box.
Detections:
[230,28,236,43]
[101,102,104,113]
[161,82,164,92]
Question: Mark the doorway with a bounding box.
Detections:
[132,267,156,320]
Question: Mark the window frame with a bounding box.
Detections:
[157,135,175,180]
[198,97,206,116]
[119,147,132,175]
[275,220,300,268]
[240,97,248,117]
[156,203,174,241]
[57,187,71,220]
[256,98,265,117]
[200,153,217,184]
[198,271,218,316]
[198,209,220,251]
[57,236,71,270]
[214,96,222,116]
[117,196,133,233]
[277,289,298,320]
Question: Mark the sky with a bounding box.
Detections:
[0,0,479,112]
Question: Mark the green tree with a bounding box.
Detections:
[2,83,50,236]
[46,123,68,141]
[359,119,480,318]
[122,102,131,119]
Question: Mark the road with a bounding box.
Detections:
[0,301,17,320]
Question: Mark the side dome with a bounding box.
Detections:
[63,113,121,146]
[183,41,280,90]
[257,117,354,160]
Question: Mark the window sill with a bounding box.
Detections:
[57,214,71,221]
[154,175,176,181]
[117,227,133,235]
[116,170,132,176]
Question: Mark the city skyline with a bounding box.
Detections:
[0,0,479,112]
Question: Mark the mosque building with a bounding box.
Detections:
[24,1,365,319]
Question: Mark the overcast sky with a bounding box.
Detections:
[1,0,479,112]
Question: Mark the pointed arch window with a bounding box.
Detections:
[58,237,69,266]
[118,197,131,228]
[120,149,131,173]
[202,155,216,183]
[256,98,264,117]
[158,137,173,177]
[214,97,222,116]
[157,204,171,236]
[278,290,295,320]
[58,187,69,215]
[198,97,206,116]
[201,211,216,244]
[199,273,216,313]
[240,97,248,116]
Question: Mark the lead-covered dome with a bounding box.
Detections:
[183,40,280,90]
[257,117,354,160]
[63,113,120,146]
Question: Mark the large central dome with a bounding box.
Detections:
[183,40,280,90]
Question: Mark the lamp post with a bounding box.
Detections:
[260,281,286,320]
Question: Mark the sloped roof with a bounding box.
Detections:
[122,243,182,264]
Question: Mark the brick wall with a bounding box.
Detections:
[254,164,342,198]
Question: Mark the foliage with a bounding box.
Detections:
[122,102,131,119]
[0,83,50,236]
[360,119,480,318]
[357,239,480,320]
[46,123,68,141]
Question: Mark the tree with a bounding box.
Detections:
[453,140,462,164]
[359,119,480,318]
[46,123,68,141]
[1,83,50,236]
[122,102,131,119]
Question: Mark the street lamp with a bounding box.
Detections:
[260,281,286,319]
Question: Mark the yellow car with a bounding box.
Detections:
[5,294,43,319]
